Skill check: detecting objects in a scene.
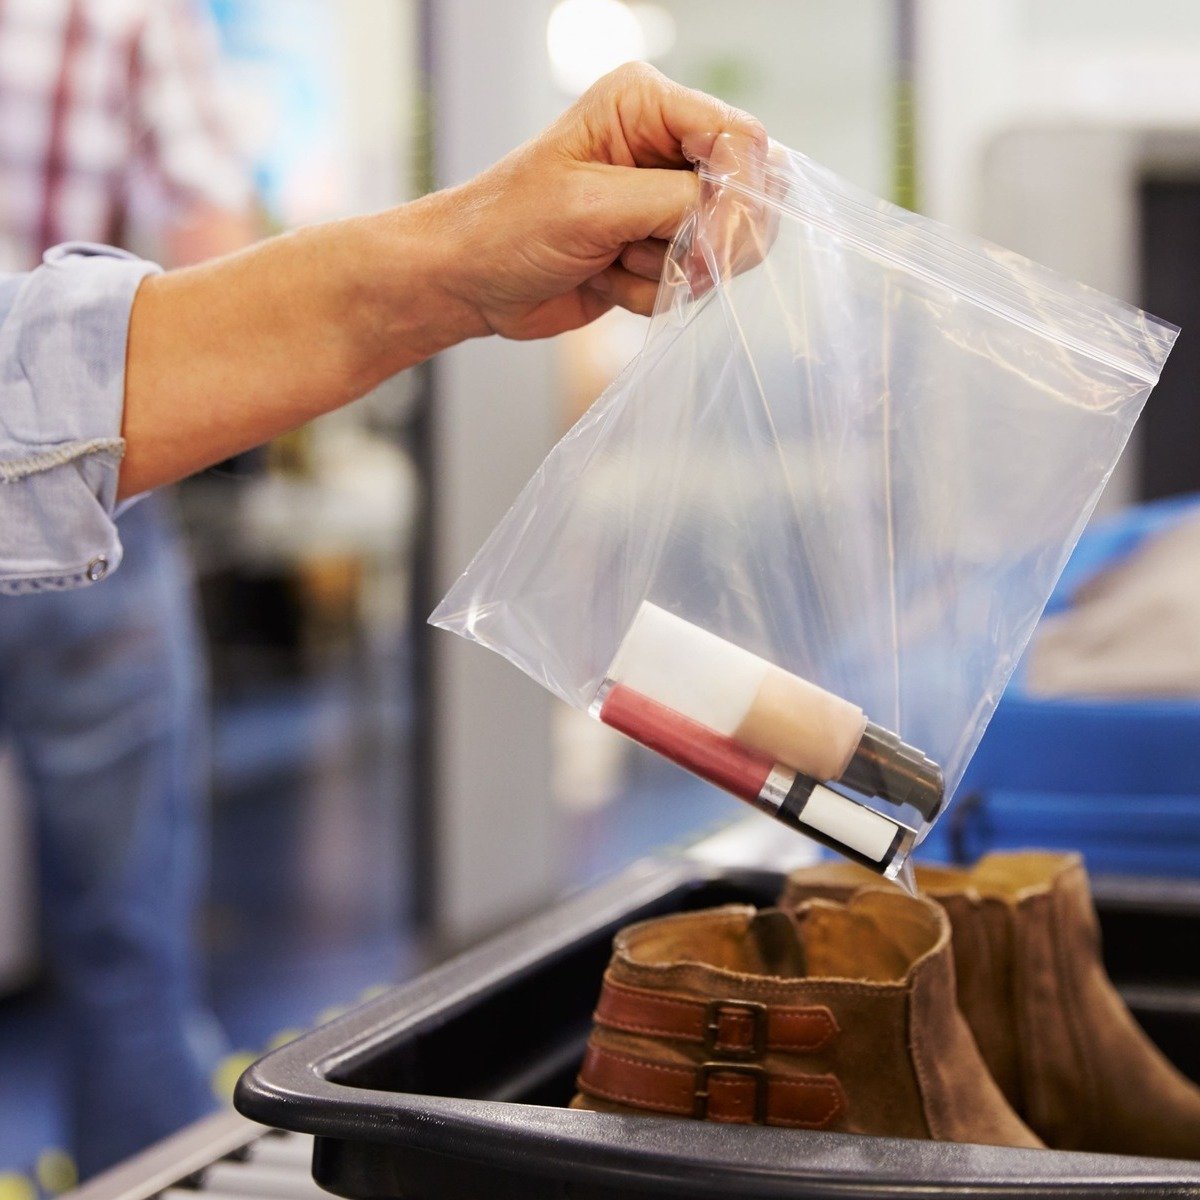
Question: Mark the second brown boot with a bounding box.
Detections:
[781,852,1200,1159]
[571,891,1040,1147]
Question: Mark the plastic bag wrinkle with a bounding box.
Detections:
[431,138,1177,875]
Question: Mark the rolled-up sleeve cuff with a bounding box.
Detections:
[0,243,161,594]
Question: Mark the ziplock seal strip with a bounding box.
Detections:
[699,164,1176,387]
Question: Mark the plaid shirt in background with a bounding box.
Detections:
[0,0,252,271]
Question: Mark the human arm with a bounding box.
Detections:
[118,64,764,498]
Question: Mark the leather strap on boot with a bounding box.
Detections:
[578,1044,845,1127]
[594,979,840,1054]
[576,978,846,1128]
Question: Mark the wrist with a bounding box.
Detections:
[350,190,490,376]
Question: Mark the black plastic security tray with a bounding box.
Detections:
[235,854,1200,1199]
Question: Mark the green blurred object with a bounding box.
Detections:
[892,76,917,212]
[891,0,918,212]
[694,55,759,106]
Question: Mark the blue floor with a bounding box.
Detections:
[0,665,422,1179]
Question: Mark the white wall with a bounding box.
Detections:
[657,0,895,195]
[917,0,1200,231]
[337,0,421,210]
[429,0,564,946]
[916,0,1200,509]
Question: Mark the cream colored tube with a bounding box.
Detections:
[606,603,866,781]
[734,665,866,780]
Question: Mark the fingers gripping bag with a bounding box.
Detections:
[431,136,1178,881]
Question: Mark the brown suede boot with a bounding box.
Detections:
[571,891,1041,1147]
[781,852,1200,1158]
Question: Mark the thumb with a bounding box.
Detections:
[593,164,699,247]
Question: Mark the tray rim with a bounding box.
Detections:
[234,852,1200,1198]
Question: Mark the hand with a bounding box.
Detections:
[120,66,764,499]
[433,62,766,341]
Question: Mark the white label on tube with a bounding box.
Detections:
[607,603,768,735]
[800,786,896,863]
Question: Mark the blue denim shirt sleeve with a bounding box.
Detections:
[0,243,161,595]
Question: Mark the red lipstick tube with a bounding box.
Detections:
[599,684,915,876]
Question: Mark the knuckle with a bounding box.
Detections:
[712,99,766,142]
[609,60,659,89]
[563,168,607,221]
[740,114,769,145]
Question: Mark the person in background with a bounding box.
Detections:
[0,0,258,1178]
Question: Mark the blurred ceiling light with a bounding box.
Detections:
[629,4,676,61]
[546,0,647,95]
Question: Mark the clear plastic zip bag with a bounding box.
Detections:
[431,138,1177,879]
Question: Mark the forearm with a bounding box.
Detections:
[118,65,763,501]
[119,192,479,499]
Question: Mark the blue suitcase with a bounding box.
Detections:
[919,494,1200,876]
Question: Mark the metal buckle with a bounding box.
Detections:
[703,999,768,1058]
[694,1061,770,1122]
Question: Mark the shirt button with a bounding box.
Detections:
[86,556,109,582]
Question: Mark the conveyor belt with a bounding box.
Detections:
[62,1112,318,1200]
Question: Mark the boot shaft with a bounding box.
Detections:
[931,853,1200,1157]
[782,851,1200,1158]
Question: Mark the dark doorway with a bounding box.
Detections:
[1139,179,1200,500]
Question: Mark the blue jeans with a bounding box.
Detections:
[0,494,223,1177]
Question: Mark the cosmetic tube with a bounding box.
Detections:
[605,603,944,821]
[599,683,916,877]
